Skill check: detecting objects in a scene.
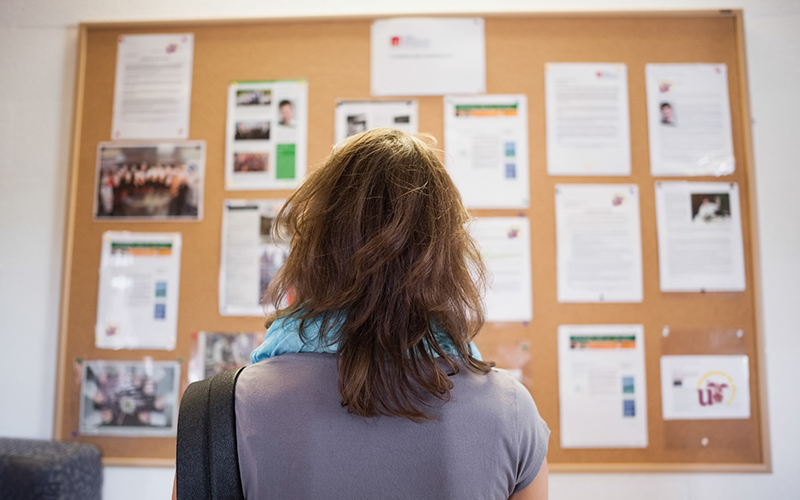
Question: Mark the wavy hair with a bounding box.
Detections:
[265,128,492,421]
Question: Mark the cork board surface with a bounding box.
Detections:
[56,11,766,469]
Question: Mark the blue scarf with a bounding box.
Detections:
[251,313,481,363]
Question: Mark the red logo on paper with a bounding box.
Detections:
[698,381,729,406]
[391,36,401,46]
[166,43,178,53]
[696,370,735,407]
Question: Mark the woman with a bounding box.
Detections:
[177,128,549,499]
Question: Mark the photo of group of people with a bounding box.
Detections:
[94,142,205,220]
[235,121,271,140]
[80,360,179,436]
[188,332,263,382]
[691,193,732,223]
[233,152,268,172]
[236,89,272,106]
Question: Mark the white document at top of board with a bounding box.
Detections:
[444,95,530,209]
[371,17,486,96]
[469,217,533,322]
[655,181,746,292]
[558,325,648,448]
[95,231,182,350]
[111,33,194,140]
[555,184,643,303]
[225,80,308,190]
[646,64,735,176]
[545,63,631,176]
[334,100,418,144]
[660,355,750,420]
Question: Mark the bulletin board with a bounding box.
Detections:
[55,10,770,471]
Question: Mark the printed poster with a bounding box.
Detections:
[225,80,308,190]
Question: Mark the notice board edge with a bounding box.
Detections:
[550,462,770,474]
[53,10,770,473]
[76,9,739,31]
[733,9,772,473]
[53,23,89,441]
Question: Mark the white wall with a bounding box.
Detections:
[1,0,798,498]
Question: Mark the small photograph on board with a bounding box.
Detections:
[234,152,268,173]
[235,121,271,140]
[659,101,676,126]
[259,212,289,299]
[94,141,205,220]
[188,332,263,382]
[278,99,296,128]
[79,360,180,437]
[691,193,731,223]
[347,114,368,136]
[236,89,272,106]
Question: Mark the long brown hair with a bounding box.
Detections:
[266,128,492,420]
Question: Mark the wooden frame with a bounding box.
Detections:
[55,9,770,471]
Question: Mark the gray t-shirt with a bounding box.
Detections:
[235,353,549,500]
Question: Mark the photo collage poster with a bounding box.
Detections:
[225,80,309,190]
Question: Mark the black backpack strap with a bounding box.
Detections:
[177,367,247,500]
[208,367,246,499]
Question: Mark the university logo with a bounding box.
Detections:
[595,71,619,79]
[389,35,430,48]
[696,370,736,406]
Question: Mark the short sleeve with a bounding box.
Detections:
[512,381,550,494]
